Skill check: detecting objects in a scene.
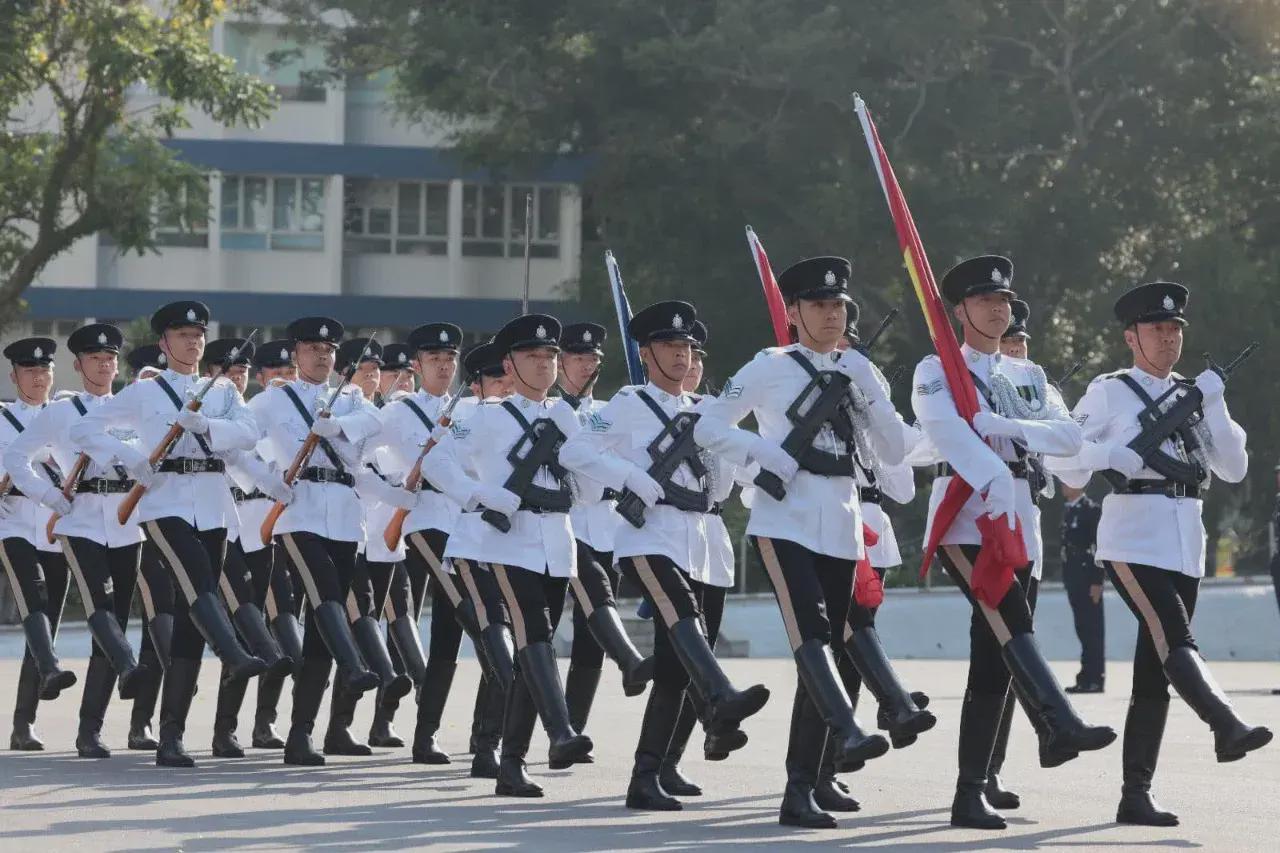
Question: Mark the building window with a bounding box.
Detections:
[344,179,448,256]
[221,175,325,251]
[462,184,561,259]
[156,176,210,248]
[224,23,327,102]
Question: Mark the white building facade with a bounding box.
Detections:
[4,14,584,396]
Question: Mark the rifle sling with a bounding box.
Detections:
[281,385,346,474]
[499,401,571,512]
[780,351,857,477]
[634,390,710,512]
[1,405,61,488]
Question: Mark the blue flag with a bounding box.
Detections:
[605,250,646,386]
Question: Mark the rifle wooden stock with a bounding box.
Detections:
[382,431,445,552]
[259,419,325,546]
[45,453,90,544]
[117,401,202,525]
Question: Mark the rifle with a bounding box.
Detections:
[855,308,899,356]
[480,418,568,533]
[1057,359,1084,388]
[615,411,707,528]
[381,381,472,552]
[117,330,259,525]
[1101,342,1258,489]
[45,454,90,544]
[753,371,854,500]
[259,330,378,545]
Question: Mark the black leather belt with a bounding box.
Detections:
[4,487,24,498]
[936,460,1028,480]
[859,486,882,504]
[158,458,225,474]
[708,501,724,516]
[299,467,354,488]
[602,487,620,501]
[77,478,135,495]
[230,486,267,502]
[1115,479,1200,499]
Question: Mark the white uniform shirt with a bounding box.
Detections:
[0,400,61,552]
[4,393,143,549]
[70,370,257,531]
[911,345,1081,574]
[694,344,907,561]
[252,378,382,543]
[371,389,460,539]
[857,452,915,570]
[1046,366,1248,577]
[560,383,733,577]
[563,395,620,553]
[424,392,579,577]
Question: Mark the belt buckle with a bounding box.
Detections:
[95,480,110,495]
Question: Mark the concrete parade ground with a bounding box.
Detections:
[1,656,1278,851]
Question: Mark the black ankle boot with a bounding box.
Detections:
[156,658,201,768]
[22,612,78,700]
[188,593,266,685]
[412,661,457,764]
[793,639,888,772]
[495,674,542,797]
[627,683,684,811]
[324,686,373,756]
[586,605,653,697]
[76,657,116,759]
[984,688,1020,809]
[517,642,593,768]
[950,691,1006,830]
[9,659,43,751]
[779,684,837,828]
[470,675,504,780]
[212,671,248,758]
[312,602,378,696]
[252,669,288,749]
[1116,697,1179,826]
[284,657,331,766]
[128,646,162,750]
[285,723,326,766]
[668,617,770,729]
[232,603,294,679]
[658,692,702,796]
[844,627,936,749]
[1163,646,1273,762]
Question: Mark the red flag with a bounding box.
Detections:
[745,226,794,347]
[854,525,884,607]
[853,95,1026,606]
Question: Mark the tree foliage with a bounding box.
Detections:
[0,0,276,323]
[273,0,1280,571]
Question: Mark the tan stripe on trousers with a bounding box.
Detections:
[382,596,395,622]
[345,589,361,622]
[755,537,804,651]
[144,521,198,603]
[490,563,528,650]
[135,571,157,620]
[280,533,323,608]
[943,545,1012,645]
[630,556,680,629]
[218,571,241,611]
[0,541,30,618]
[264,585,278,621]
[569,576,595,618]
[58,536,97,614]
[408,532,462,606]
[1109,561,1171,661]
[454,559,489,630]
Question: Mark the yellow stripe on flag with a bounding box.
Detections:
[903,248,936,339]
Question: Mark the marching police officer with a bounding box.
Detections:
[2,337,76,751]
[910,256,1114,829]
[1048,280,1272,826]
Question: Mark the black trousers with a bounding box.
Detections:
[349,554,387,620]
[455,558,507,631]
[567,540,619,670]
[219,538,260,614]
[405,529,465,667]
[1104,561,1200,700]
[248,544,301,620]
[277,532,359,660]
[836,566,886,699]
[1063,565,1106,684]
[60,537,143,660]
[936,545,1038,697]
[489,563,569,650]
[142,518,228,659]
[2,538,69,725]
[618,554,704,690]
[136,539,176,622]
[369,560,409,621]
[750,536,856,651]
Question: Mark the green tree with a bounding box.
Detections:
[0,0,276,324]
[269,0,1280,572]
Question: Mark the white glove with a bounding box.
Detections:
[263,478,294,505]
[310,416,342,438]
[385,485,419,512]
[175,408,209,435]
[430,424,451,443]
[971,411,1022,440]
[623,468,665,508]
[836,348,886,399]
[115,446,155,489]
[474,484,521,517]
[982,472,1018,531]
[39,486,72,517]
[751,440,799,484]
[1108,444,1145,477]
[1195,369,1226,407]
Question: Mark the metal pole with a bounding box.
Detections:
[521,192,533,314]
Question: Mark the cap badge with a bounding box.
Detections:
[319,324,329,338]
[186,308,197,322]
[583,330,593,342]
[825,270,837,286]
[438,330,449,343]
[279,348,288,360]
[33,347,43,359]
[1162,295,1175,311]
[363,346,372,357]
[535,325,547,339]
[672,314,684,329]
[397,352,407,364]
[229,346,240,359]
[991,268,1005,284]
[97,333,108,345]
